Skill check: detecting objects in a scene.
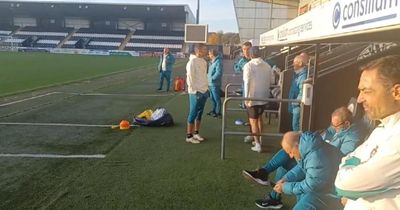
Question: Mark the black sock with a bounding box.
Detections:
[194,131,199,134]
[259,168,269,177]
[187,133,193,138]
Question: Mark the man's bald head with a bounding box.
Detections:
[299,52,310,65]
[281,131,301,160]
[293,55,305,70]
[282,131,301,148]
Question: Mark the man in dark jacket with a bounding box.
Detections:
[157,48,175,91]
[255,131,342,209]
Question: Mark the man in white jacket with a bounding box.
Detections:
[185,44,209,144]
[335,55,400,210]
[243,47,274,152]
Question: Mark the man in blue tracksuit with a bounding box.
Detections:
[207,49,223,117]
[233,41,252,109]
[244,106,364,209]
[233,41,252,75]
[157,48,175,91]
[256,131,342,209]
[322,107,363,155]
[288,55,308,131]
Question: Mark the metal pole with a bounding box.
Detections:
[196,0,200,24]
[221,98,229,160]
[221,96,301,160]
[285,46,292,70]
[269,0,274,29]
[308,43,320,130]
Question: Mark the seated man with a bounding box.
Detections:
[255,131,343,209]
[335,55,400,210]
[243,106,364,208]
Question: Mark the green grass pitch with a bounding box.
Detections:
[0,52,295,209]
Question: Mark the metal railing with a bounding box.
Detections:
[224,83,241,98]
[221,95,300,160]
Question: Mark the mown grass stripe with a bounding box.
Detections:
[0,154,106,159]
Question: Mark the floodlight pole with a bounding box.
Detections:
[196,0,200,24]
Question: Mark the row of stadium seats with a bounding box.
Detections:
[134,30,184,37]
[125,30,184,52]
[125,43,181,49]
[73,33,126,39]
[77,28,129,35]
[0,25,184,52]
[132,39,182,44]
[0,30,13,36]
[0,25,19,35]
[21,26,72,33]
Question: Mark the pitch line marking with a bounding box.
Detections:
[62,92,174,97]
[0,154,106,159]
[0,122,140,128]
[0,92,61,107]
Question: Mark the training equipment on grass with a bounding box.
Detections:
[174,76,185,92]
[133,108,174,127]
[137,109,153,120]
[235,119,244,125]
[119,120,131,130]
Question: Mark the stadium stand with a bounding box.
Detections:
[63,28,129,50]
[125,30,184,52]
[0,24,18,36]
[0,1,193,52]
[8,26,72,48]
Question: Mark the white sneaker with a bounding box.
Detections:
[244,135,253,143]
[186,137,200,144]
[251,144,262,152]
[193,134,205,141]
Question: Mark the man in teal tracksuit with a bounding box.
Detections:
[207,49,223,117]
[157,48,175,91]
[233,41,252,109]
[233,41,252,74]
[288,55,308,131]
[256,131,342,209]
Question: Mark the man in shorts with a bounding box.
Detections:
[243,47,274,152]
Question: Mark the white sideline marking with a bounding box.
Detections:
[0,153,106,159]
[0,122,113,128]
[0,122,140,128]
[63,92,174,97]
[0,92,60,107]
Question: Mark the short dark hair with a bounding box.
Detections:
[194,43,207,51]
[332,106,353,123]
[361,55,400,87]
[209,49,218,56]
[249,46,260,58]
[242,41,252,47]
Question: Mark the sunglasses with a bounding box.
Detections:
[331,121,346,128]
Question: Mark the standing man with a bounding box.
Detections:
[185,43,209,144]
[234,41,252,107]
[234,41,255,143]
[335,55,400,210]
[288,55,308,131]
[157,48,175,92]
[234,41,252,74]
[207,49,223,118]
[243,47,274,152]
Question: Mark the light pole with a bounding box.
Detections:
[196,0,200,24]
